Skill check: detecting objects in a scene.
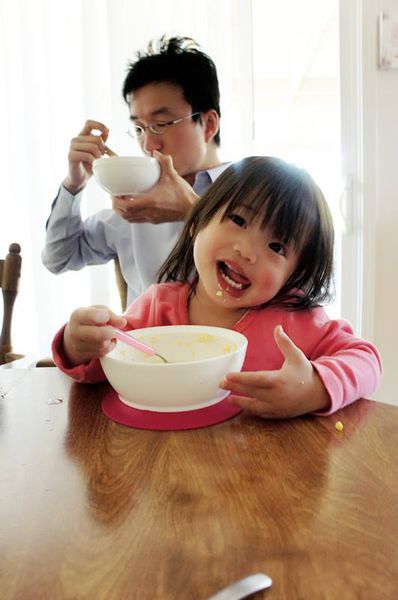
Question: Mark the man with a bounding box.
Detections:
[42,36,229,305]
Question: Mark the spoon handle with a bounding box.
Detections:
[112,329,156,356]
[207,573,272,600]
[104,144,117,156]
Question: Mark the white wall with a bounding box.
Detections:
[363,1,398,406]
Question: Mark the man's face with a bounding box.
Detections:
[128,82,210,178]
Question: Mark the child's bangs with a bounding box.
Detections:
[221,181,318,251]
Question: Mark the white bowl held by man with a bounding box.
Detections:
[100,325,248,412]
[93,156,160,195]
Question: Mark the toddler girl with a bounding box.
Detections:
[53,156,382,418]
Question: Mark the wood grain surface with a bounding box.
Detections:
[0,368,397,599]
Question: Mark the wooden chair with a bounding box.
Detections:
[0,243,23,365]
[35,258,128,368]
[114,257,127,312]
[0,252,128,368]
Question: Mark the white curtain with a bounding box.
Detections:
[0,0,341,358]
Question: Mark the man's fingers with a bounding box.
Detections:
[78,120,109,138]
[70,140,104,154]
[68,151,101,165]
[153,150,173,174]
[71,135,106,147]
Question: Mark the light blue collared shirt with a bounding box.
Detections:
[42,163,231,305]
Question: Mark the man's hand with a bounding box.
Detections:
[219,325,331,418]
[112,151,199,224]
[63,120,109,195]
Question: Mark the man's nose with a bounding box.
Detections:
[141,131,162,155]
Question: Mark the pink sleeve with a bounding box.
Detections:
[287,311,383,415]
[51,325,106,383]
[124,285,158,327]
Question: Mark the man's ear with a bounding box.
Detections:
[202,109,220,143]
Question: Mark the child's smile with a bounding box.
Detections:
[217,259,251,296]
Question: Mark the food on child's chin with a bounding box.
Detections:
[335,420,344,431]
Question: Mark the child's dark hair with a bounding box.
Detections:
[158,156,335,310]
[122,36,221,146]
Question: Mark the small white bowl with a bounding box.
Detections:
[100,325,248,412]
[92,156,160,195]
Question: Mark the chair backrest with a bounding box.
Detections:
[36,257,127,368]
[0,243,22,364]
[114,257,127,312]
[0,249,127,367]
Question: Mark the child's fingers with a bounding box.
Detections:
[228,395,280,418]
[220,370,278,398]
[273,324,306,365]
[72,306,126,328]
[71,306,109,326]
[70,326,116,357]
[91,304,127,327]
[78,324,113,342]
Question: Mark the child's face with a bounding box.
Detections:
[193,206,299,310]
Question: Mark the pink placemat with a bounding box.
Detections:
[102,388,242,431]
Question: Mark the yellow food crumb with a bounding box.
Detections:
[335,420,344,431]
[222,343,237,353]
[216,290,223,297]
[197,334,215,343]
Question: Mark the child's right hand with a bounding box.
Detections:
[63,305,127,366]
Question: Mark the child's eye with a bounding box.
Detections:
[229,213,247,228]
[269,242,286,256]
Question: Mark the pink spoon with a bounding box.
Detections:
[112,329,168,363]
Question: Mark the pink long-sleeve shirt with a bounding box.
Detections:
[52,282,382,416]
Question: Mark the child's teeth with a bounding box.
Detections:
[221,271,243,289]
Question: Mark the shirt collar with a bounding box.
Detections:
[193,162,232,195]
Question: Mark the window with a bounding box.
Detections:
[1,0,348,357]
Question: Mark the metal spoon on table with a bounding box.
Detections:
[207,573,272,600]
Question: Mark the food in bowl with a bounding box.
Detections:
[99,325,248,412]
[92,156,160,195]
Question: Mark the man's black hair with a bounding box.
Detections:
[122,36,221,146]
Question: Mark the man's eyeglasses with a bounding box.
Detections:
[127,112,200,139]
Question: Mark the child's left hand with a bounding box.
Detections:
[219,325,330,418]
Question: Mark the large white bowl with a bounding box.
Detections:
[92,156,160,195]
[100,325,248,412]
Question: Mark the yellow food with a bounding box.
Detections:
[197,334,215,343]
[335,420,344,431]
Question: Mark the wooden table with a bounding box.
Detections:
[1,367,397,599]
